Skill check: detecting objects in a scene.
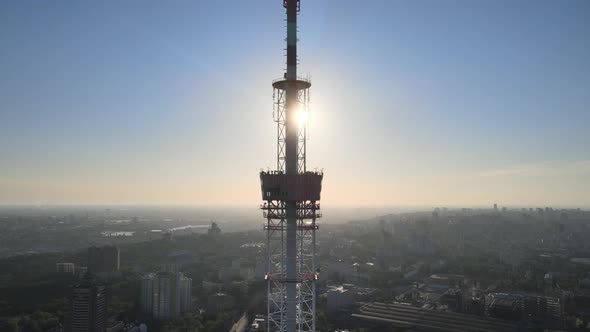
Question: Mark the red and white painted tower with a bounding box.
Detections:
[260,1,322,331]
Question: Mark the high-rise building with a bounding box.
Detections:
[140,273,156,314]
[153,272,175,320]
[88,246,120,278]
[70,274,106,332]
[179,274,192,313]
[140,271,192,320]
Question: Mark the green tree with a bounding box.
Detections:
[0,318,18,332]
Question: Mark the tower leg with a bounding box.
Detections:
[286,203,297,332]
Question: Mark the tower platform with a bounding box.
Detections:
[272,77,311,91]
[260,171,323,201]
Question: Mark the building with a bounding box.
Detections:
[140,273,156,314]
[70,274,106,332]
[56,263,75,274]
[353,302,517,332]
[179,273,192,313]
[327,286,355,315]
[207,222,221,235]
[75,266,88,278]
[88,246,120,279]
[153,272,177,320]
[440,289,464,312]
[523,295,561,320]
[254,259,266,280]
[140,271,192,320]
[561,291,576,315]
[485,293,523,321]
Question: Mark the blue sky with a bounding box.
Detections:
[0,0,589,206]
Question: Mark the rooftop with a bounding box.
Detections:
[353,302,517,332]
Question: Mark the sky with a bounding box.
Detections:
[0,0,589,207]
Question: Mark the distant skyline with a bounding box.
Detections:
[1,1,589,207]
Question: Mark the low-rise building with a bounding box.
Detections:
[327,286,354,315]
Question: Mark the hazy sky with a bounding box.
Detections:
[1,0,589,207]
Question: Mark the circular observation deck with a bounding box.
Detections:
[272,77,311,91]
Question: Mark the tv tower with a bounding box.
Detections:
[260,1,322,331]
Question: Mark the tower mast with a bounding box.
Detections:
[260,1,322,331]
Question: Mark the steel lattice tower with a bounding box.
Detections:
[260,1,322,331]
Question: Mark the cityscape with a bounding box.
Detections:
[1,205,590,331]
[1,1,589,332]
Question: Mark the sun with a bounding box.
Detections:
[297,108,309,125]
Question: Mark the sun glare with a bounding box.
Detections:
[297,109,309,125]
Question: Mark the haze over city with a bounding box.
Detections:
[1,0,589,207]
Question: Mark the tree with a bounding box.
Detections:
[203,313,232,332]
[316,311,334,332]
[0,318,18,332]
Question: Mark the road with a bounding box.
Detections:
[229,313,248,332]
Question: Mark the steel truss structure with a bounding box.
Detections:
[274,86,310,173]
[262,200,319,332]
[263,83,321,332]
[260,1,322,331]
